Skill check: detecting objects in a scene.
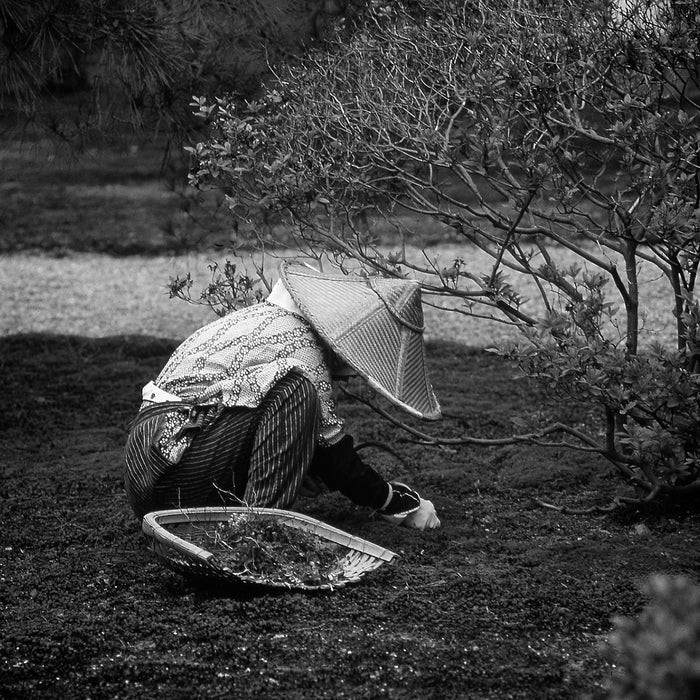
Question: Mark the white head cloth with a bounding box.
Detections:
[267,279,304,316]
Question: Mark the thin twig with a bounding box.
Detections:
[342,386,603,452]
[535,498,618,515]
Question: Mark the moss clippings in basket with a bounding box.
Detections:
[204,514,348,588]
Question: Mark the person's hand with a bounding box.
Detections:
[402,498,440,530]
[380,482,440,530]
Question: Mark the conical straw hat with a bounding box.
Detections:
[280,262,441,420]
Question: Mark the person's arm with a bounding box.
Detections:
[311,435,440,529]
[312,434,389,508]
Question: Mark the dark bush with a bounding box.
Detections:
[604,574,700,700]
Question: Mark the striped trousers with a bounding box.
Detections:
[123,372,319,520]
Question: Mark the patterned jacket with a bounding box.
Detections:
[144,302,345,462]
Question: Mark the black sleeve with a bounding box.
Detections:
[310,435,390,509]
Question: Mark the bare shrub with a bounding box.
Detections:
[185,0,700,506]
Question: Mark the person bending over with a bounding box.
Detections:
[124,261,441,530]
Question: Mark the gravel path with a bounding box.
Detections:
[3,252,214,340]
[1,246,678,347]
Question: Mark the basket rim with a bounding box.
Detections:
[142,506,399,567]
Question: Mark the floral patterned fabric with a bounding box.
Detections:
[143,302,344,458]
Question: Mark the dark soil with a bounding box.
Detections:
[2,332,700,699]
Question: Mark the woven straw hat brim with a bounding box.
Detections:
[280,262,441,420]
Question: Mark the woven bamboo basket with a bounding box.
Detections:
[142,507,398,592]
